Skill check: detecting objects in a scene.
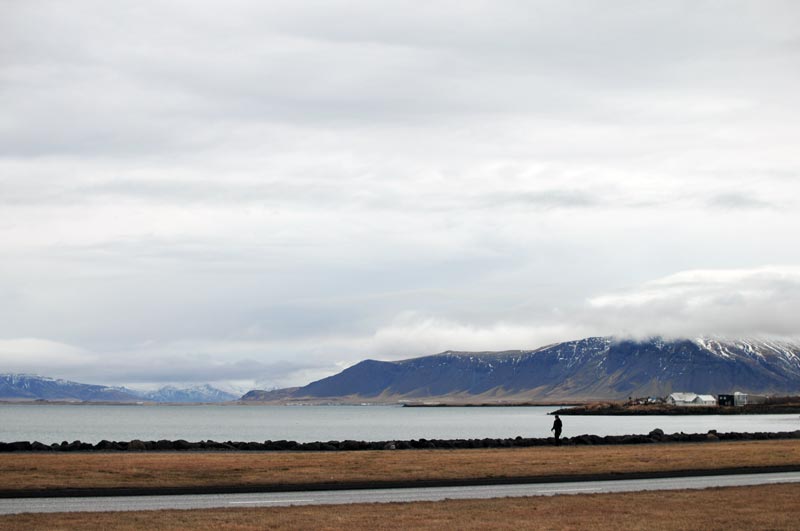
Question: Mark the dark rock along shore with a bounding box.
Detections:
[551,403,800,416]
[2,429,800,452]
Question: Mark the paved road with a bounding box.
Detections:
[2,472,800,515]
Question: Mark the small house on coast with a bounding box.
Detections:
[666,392,717,406]
[718,394,734,406]
[733,392,767,406]
[695,394,717,405]
[719,392,770,407]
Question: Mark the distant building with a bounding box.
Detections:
[666,392,717,406]
[718,394,735,407]
[666,392,697,405]
[733,392,768,406]
[695,394,717,405]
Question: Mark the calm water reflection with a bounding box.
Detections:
[1,404,798,444]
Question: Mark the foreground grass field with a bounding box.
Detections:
[2,439,800,492]
[2,483,799,530]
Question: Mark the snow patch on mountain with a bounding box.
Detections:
[245,336,800,402]
[0,374,238,402]
[138,384,239,403]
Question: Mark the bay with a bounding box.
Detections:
[1,404,799,444]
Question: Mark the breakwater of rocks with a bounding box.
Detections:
[552,403,800,415]
[2,429,800,452]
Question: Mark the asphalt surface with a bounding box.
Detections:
[1,471,800,515]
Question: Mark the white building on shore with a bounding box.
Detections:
[733,392,768,406]
[666,392,717,406]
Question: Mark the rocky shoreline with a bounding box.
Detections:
[2,429,800,452]
[553,403,800,415]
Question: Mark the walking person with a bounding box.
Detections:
[551,414,562,445]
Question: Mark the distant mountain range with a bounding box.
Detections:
[0,374,142,402]
[242,337,800,403]
[8,336,800,404]
[138,384,239,403]
[0,374,238,403]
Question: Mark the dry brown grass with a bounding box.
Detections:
[2,483,799,530]
[2,439,800,492]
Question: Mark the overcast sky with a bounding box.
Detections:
[2,1,800,391]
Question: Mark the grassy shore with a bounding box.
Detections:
[2,439,800,493]
[2,483,800,530]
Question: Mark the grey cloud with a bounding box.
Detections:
[2,2,800,389]
[486,190,601,209]
[4,1,799,160]
[0,173,611,212]
[23,351,325,390]
[707,193,772,210]
[586,267,800,339]
[99,358,315,387]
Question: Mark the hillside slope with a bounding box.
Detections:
[0,374,141,402]
[0,375,237,403]
[242,337,800,402]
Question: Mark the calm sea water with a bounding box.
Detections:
[1,404,799,444]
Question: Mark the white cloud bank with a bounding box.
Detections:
[587,266,800,340]
[0,339,95,370]
[362,266,800,359]
[7,266,800,391]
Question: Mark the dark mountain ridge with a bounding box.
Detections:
[242,337,800,402]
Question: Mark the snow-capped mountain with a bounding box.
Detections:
[242,337,800,402]
[0,374,141,402]
[0,375,238,403]
[140,384,238,403]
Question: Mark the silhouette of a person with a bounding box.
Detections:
[551,414,563,445]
